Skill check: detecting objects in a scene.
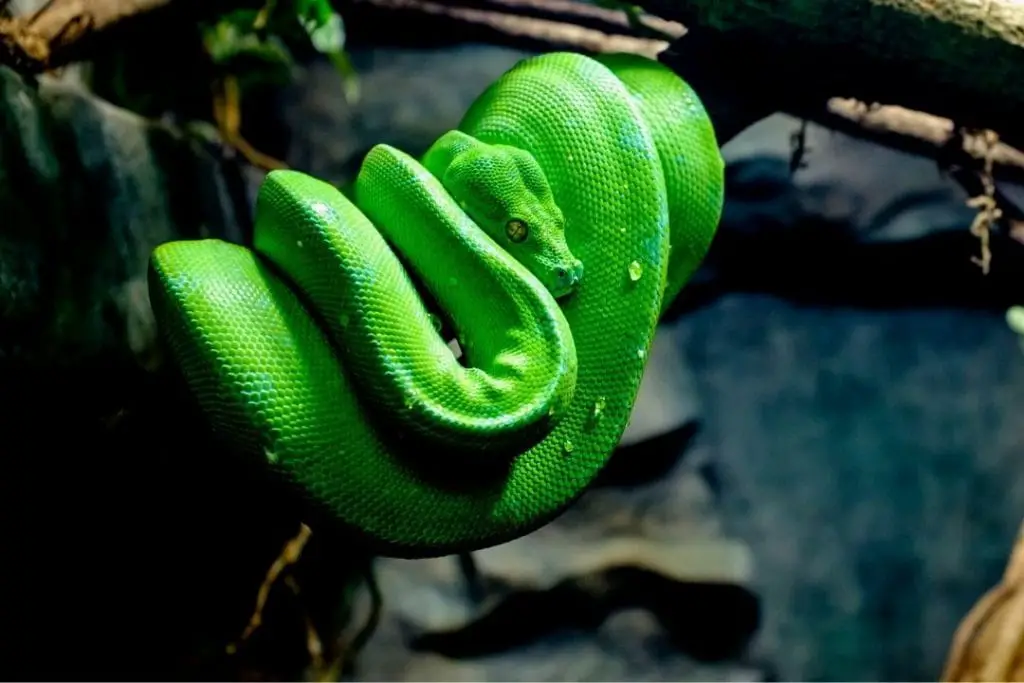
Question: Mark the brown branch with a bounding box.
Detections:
[226,522,313,654]
[815,100,1024,213]
[654,28,1024,238]
[450,0,682,41]
[824,99,1024,182]
[0,0,259,73]
[407,0,663,55]
[4,0,1024,194]
[212,73,288,171]
[0,0,168,71]
[344,0,678,58]
[642,0,1024,151]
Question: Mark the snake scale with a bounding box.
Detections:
[147,52,724,558]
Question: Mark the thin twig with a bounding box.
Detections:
[226,522,312,654]
[212,74,288,171]
[965,129,1002,274]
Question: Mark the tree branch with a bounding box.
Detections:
[342,0,679,57]
[3,0,1024,197]
[821,98,1024,194]
[643,0,1024,150]
[0,0,258,72]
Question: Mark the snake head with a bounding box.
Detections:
[427,130,584,299]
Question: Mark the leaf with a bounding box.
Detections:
[201,0,359,103]
[303,11,345,55]
[201,10,295,88]
[292,1,360,103]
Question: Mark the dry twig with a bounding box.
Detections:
[965,129,1002,274]
[942,520,1024,681]
[212,74,288,171]
[226,521,312,653]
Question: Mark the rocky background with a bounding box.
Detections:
[1,33,1023,683]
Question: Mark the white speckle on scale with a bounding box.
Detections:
[296,240,304,248]
[264,446,279,464]
[628,260,643,281]
[637,347,646,360]
[562,439,574,455]
[310,201,335,220]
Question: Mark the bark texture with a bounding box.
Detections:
[644,0,1024,147]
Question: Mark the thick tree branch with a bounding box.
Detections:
[644,0,1024,150]
[2,0,1023,195]
[0,0,258,72]
[1,0,163,70]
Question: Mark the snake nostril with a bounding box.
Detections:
[556,268,567,278]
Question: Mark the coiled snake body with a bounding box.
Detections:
[148,52,724,558]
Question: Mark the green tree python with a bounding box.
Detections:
[147,52,724,558]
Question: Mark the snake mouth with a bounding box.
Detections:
[549,259,584,299]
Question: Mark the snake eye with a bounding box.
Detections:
[506,219,529,243]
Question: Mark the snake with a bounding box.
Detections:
[147,52,724,558]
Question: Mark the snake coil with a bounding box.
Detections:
[148,52,724,558]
